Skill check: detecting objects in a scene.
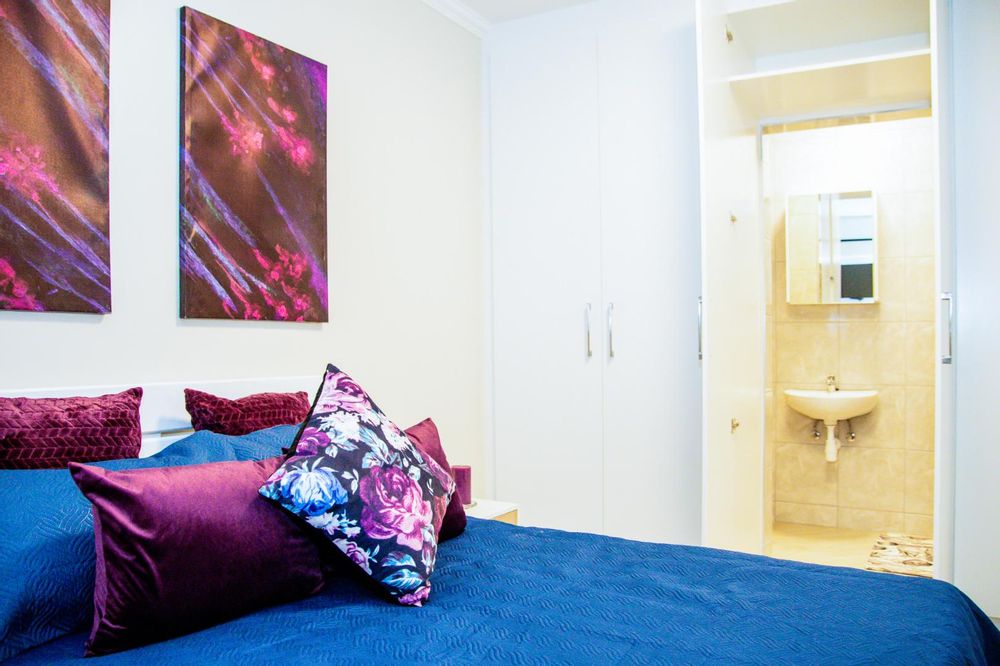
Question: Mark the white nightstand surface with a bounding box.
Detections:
[465,499,519,521]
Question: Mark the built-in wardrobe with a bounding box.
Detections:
[489,0,702,544]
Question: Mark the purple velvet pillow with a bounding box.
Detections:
[70,457,325,657]
[405,418,466,542]
[0,388,142,469]
[260,364,455,607]
[184,388,310,436]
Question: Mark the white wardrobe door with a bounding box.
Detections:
[953,0,1000,618]
[490,6,605,533]
[596,0,702,545]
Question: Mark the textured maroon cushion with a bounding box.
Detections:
[405,418,466,541]
[184,388,310,435]
[70,457,326,657]
[0,388,142,469]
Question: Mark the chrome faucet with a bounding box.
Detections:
[826,375,838,392]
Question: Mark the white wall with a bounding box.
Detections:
[0,0,486,481]
[953,0,1000,619]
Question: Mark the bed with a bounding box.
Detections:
[3,420,998,664]
[7,517,998,664]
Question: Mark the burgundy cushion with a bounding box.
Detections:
[184,388,310,435]
[70,457,325,657]
[405,418,466,541]
[0,388,142,469]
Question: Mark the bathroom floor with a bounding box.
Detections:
[768,522,881,570]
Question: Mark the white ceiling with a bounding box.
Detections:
[460,0,593,24]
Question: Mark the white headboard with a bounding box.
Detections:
[2,375,318,456]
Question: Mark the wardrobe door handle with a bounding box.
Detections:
[585,303,593,358]
[608,302,615,358]
[941,292,954,364]
[698,296,704,361]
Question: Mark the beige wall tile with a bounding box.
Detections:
[905,386,935,451]
[775,323,839,383]
[775,501,838,528]
[904,513,934,537]
[905,323,936,386]
[839,507,904,532]
[902,125,934,192]
[775,442,838,505]
[838,447,905,512]
[773,214,786,263]
[878,193,906,259]
[904,257,935,322]
[847,385,905,448]
[904,191,934,257]
[839,322,907,385]
[904,450,935,515]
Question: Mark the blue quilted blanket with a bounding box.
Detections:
[10,517,999,664]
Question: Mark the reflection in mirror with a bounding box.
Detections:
[786,191,877,305]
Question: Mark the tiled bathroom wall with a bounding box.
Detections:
[764,117,935,536]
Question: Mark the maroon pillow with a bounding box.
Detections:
[184,388,310,435]
[70,457,325,657]
[0,388,142,469]
[405,418,466,541]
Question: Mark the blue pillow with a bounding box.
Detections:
[0,432,238,660]
[227,424,298,461]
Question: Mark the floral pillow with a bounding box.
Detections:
[259,365,455,606]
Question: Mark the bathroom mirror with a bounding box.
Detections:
[785,191,877,304]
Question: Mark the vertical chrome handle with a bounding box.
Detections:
[941,292,954,365]
[585,303,593,358]
[608,302,615,358]
[697,296,703,360]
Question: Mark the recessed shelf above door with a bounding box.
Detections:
[721,0,932,121]
[729,48,931,121]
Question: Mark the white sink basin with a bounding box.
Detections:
[783,389,879,425]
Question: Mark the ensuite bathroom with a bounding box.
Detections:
[693,0,941,576]
[762,112,937,576]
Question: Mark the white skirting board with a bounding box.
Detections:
[0,376,319,457]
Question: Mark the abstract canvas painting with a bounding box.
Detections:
[180,7,328,322]
[0,0,111,313]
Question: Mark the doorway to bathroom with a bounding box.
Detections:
[696,0,953,580]
[763,113,937,576]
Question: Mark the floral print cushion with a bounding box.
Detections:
[259,365,455,606]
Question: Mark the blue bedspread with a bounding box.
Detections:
[10,517,999,665]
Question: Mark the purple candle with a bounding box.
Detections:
[453,465,473,506]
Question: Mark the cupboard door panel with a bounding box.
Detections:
[697,0,766,554]
[491,6,605,533]
[597,0,702,545]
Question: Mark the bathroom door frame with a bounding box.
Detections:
[697,0,957,572]
[930,0,956,584]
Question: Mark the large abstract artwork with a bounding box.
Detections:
[0,0,111,313]
[180,8,328,322]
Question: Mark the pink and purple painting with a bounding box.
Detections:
[0,0,111,313]
[180,7,328,322]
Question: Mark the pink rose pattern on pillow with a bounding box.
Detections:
[259,365,455,606]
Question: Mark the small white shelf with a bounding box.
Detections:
[729,48,931,122]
